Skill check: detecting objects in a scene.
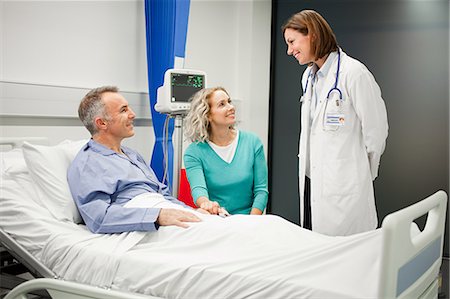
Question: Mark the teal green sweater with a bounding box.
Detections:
[184,131,268,214]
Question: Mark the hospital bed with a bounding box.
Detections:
[0,137,447,299]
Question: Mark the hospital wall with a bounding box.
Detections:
[0,1,153,157]
[269,0,449,257]
[0,0,271,160]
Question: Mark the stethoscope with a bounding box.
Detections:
[302,49,343,103]
[302,49,344,129]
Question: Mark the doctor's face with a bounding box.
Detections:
[284,28,314,65]
[101,92,136,139]
[208,90,236,128]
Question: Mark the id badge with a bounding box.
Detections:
[325,113,345,126]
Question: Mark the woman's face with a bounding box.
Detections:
[208,90,236,128]
[284,28,314,65]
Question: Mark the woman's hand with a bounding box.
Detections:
[196,208,210,215]
[196,196,221,215]
[250,208,263,215]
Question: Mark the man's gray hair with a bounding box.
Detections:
[78,86,119,135]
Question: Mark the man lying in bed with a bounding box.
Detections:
[68,86,221,234]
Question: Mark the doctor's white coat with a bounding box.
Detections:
[298,50,388,236]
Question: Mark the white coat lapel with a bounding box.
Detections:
[300,75,313,130]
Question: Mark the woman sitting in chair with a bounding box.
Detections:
[184,87,268,215]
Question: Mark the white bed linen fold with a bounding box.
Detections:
[1,172,54,257]
[41,228,145,288]
[113,215,382,298]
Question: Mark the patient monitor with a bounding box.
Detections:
[154,68,207,197]
[155,69,206,115]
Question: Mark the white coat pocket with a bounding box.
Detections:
[322,158,359,198]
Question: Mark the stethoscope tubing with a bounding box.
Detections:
[302,49,343,100]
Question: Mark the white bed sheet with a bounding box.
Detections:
[0,150,383,298]
[114,216,382,298]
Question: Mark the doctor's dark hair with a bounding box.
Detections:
[184,87,232,143]
[79,86,119,135]
[282,10,338,61]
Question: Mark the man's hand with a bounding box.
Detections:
[157,209,201,228]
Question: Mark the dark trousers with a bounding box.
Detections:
[303,176,312,230]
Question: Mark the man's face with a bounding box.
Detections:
[101,92,136,140]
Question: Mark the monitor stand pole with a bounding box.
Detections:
[171,114,184,198]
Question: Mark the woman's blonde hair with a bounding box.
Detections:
[184,86,230,142]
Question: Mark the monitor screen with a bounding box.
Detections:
[171,73,205,103]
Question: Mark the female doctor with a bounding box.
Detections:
[282,10,388,236]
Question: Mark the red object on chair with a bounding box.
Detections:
[178,168,196,208]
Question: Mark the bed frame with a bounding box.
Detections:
[379,190,447,299]
[0,228,155,299]
[0,138,447,299]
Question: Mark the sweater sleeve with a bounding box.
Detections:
[184,145,210,205]
[251,137,269,212]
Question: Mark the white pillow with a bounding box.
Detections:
[1,148,28,174]
[22,139,88,223]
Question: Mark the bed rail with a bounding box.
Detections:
[379,190,447,299]
[3,278,155,299]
